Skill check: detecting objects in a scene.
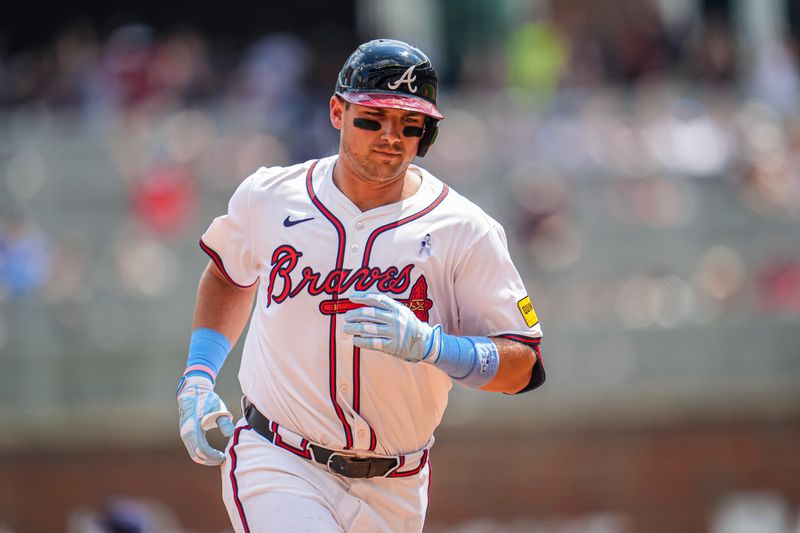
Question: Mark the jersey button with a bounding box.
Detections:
[351,244,359,253]
[339,382,350,393]
[355,222,364,230]
[357,429,367,438]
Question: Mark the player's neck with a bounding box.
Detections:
[332,161,421,212]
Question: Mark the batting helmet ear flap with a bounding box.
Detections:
[417,117,439,157]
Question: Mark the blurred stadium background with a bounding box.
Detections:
[1,0,800,531]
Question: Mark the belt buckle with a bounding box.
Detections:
[326,452,373,478]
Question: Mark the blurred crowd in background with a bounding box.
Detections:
[1,0,800,531]
[1,0,798,353]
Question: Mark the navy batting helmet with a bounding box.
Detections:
[335,39,442,157]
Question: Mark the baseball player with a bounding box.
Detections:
[177,39,545,532]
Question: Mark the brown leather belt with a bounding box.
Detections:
[243,402,400,479]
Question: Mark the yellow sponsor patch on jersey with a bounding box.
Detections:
[517,296,539,328]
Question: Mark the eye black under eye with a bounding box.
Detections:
[353,118,381,131]
[352,117,423,137]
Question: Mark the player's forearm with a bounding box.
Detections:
[478,338,537,394]
[192,261,258,346]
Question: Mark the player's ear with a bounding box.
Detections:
[330,96,344,130]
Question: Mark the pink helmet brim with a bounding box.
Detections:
[340,92,443,120]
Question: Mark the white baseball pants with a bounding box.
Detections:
[221,419,431,533]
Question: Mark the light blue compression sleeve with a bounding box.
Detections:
[424,327,500,388]
[178,328,231,389]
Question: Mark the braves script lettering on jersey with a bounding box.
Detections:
[202,155,543,453]
[200,156,544,530]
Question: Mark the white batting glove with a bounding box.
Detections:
[343,291,441,362]
[177,374,235,466]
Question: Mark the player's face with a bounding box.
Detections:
[331,97,424,184]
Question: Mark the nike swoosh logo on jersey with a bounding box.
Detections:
[283,215,315,227]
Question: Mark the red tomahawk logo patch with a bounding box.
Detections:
[319,276,432,322]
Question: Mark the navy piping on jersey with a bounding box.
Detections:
[388,448,429,478]
[351,346,368,443]
[497,333,541,347]
[357,182,449,451]
[361,183,449,262]
[305,160,355,449]
[271,421,313,460]
[199,239,259,289]
[229,425,252,533]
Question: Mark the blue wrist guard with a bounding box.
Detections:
[181,328,232,385]
[424,326,500,389]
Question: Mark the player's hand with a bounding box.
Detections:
[176,374,235,466]
[343,290,441,362]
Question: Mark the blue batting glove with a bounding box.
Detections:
[343,291,441,362]
[177,375,235,466]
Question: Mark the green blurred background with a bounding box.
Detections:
[1,0,799,531]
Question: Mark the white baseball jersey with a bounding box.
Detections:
[201,155,544,457]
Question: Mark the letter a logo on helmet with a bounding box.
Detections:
[335,39,443,157]
[387,66,418,93]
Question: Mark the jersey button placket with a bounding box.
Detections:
[353,425,370,449]
[352,221,364,255]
